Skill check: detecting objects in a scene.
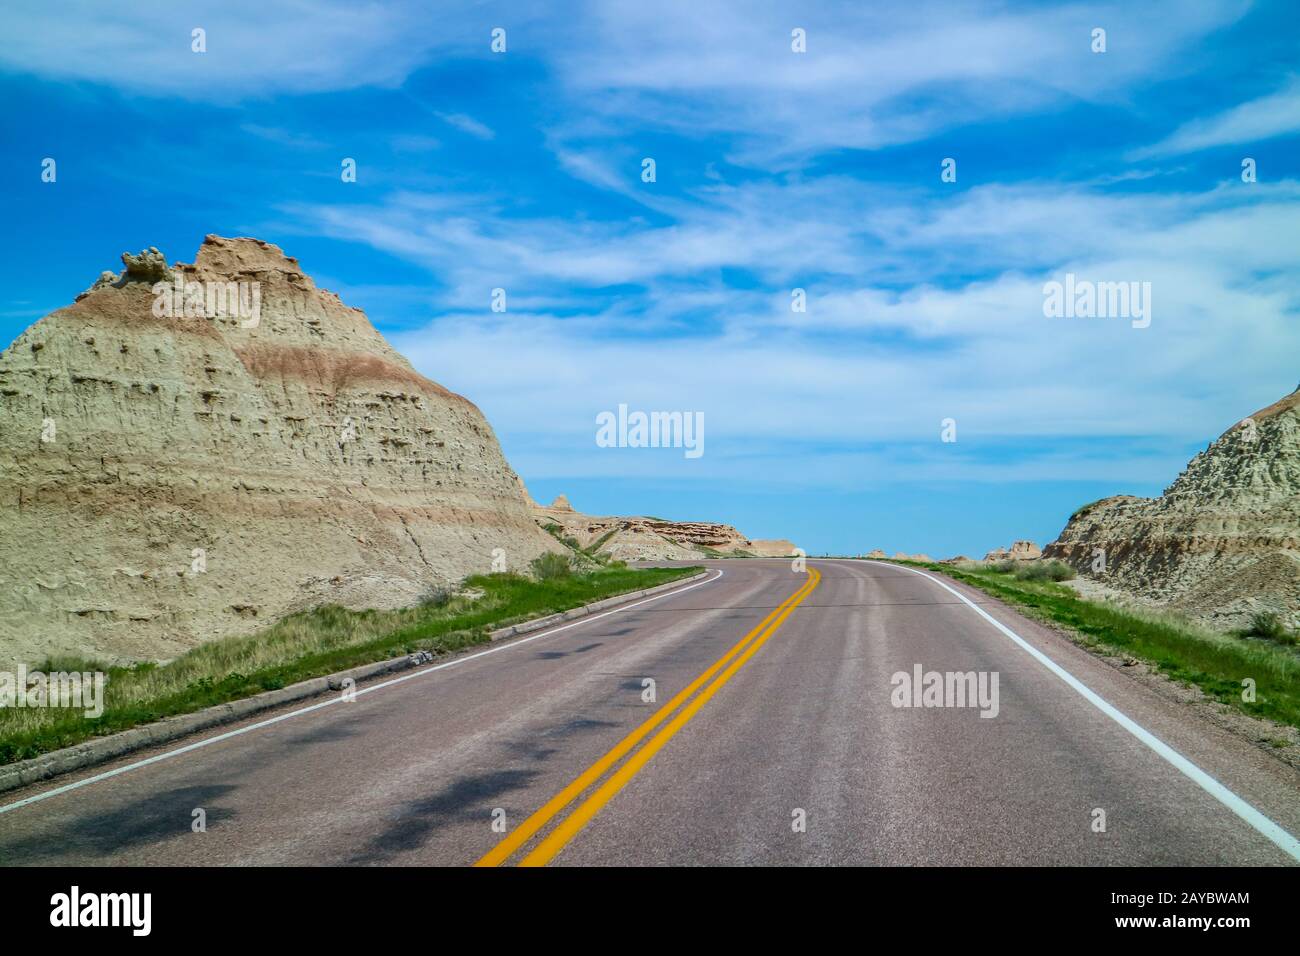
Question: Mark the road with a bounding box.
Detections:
[0,559,1297,866]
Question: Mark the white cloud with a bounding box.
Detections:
[436,112,495,140]
[240,124,326,149]
[549,0,1250,163]
[0,0,1251,153]
[0,0,491,100]
[1131,77,1300,158]
[281,176,1300,485]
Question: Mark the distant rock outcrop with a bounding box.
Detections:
[984,540,1042,562]
[750,539,797,557]
[862,550,939,563]
[0,236,557,668]
[532,493,791,562]
[1044,387,1300,629]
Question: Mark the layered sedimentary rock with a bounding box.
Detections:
[983,540,1042,562]
[0,236,557,667]
[1044,388,1300,628]
[750,539,797,557]
[531,493,786,562]
[865,550,935,562]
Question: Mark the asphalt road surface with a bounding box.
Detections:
[1,559,1297,866]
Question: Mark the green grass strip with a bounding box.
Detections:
[0,565,701,767]
[895,560,1300,733]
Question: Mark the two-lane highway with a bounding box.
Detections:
[0,560,1297,865]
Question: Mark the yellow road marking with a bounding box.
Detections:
[518,566,821,866]
[474,567,819,867]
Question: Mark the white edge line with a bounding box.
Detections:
[865,560,1300,862]
[0,568,725,816]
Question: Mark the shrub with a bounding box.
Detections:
[530,551,573,580]
[419,585,453,608]
[1013,560,1076,582]
[1046,561,1077,582]
[1242,611,1296,645]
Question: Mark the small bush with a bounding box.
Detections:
[419,585,453,608]
[530,551,573,580]
[1046,561,1077,582]
[1012,562,1048,581]
[1012,560,1076,582]
[1242,611,1296,645]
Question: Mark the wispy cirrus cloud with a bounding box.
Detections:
[547,0,1251,163]
[0,0,502,100]
[282,174,1300,487]
[240,124,327,150]
[1130,77,1300,158]
[436,112,496,140]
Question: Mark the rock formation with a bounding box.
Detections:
[750,539,797,557]
[1044,387,1300,628]
[530,492,789,562]
[983,540,1042,562]
[0,236,557,668]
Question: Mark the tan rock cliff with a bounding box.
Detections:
[0,236,557,667]
[1043,387,1300,628]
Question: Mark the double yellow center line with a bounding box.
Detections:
[475,565,821,867]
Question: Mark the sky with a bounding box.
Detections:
[2,0,1298,557]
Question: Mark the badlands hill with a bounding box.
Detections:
[0,236,557,669]
[1044,386,1300,628]
[531,493,795,562]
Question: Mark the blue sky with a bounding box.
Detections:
[2,0,1298,557]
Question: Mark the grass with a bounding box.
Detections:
[583,529,618,558]
[0,563,701,767]
[539,521,616,569]
[540,522,585,554]
[889,559,1300,731]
